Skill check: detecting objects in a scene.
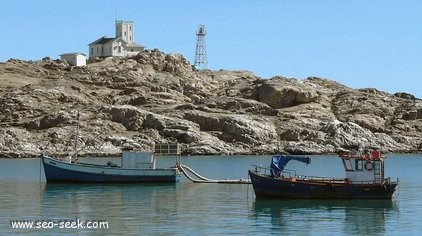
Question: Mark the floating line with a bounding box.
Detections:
[177,164,250,184]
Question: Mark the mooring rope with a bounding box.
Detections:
[179,164,215,181]
[177,164,250,184]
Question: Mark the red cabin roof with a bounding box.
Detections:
[339,150,383,161]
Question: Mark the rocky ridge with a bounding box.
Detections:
[0,50,421,157]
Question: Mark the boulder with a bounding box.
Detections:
[280,129,302,141]
[27,111,71,130]
[257,78,318,108]
[319,120,412,152]
[133,49,191,75]
[394,92,417,100]
[402,109,422,120]
[100,105,148,131]
[0,128,41,156]
[183,111,277,144]
[285,141,335,155]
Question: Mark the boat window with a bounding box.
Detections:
[355,159,363,171]
[342,159,353,171]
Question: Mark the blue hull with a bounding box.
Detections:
[249,170,397,199]
[42,156,178,183]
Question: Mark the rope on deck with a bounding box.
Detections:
[177,164,250,184]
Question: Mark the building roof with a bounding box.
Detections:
[88,36,115,45]
[88,36,127,46]
[59,52,86,57]
[125,42,145,49]
[116,20,134,24]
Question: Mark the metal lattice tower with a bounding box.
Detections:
[194,24,207,69]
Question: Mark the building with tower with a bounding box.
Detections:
[88,20,144,59]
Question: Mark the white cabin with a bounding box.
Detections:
[59,52,87,66]
[122,150,156,169]
[340,150,385,184]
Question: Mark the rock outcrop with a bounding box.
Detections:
[256,77,319,109]
[0,50,421,157]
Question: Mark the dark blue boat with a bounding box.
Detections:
[249,151,398,199]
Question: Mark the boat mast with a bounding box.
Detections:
[73,111,80,162]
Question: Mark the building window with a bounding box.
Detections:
[91,47,93,55]
[118,46,121,53]
[129,36,132,41]
[101,47,104,54]
[129,26,132,31]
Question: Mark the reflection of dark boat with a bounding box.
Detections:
[42,150,180,183]
[252,198,395,235]
[253,198,395,211]
[249,149,398,199]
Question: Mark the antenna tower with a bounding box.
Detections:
[194,24,207,69]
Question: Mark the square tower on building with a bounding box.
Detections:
[115,20,134,44]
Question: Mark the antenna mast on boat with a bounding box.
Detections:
[73,111,80,162]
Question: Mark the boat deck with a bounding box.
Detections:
[251,165,393,185]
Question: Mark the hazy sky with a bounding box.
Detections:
[1,1,421,98]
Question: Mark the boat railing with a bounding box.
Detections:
[280,169,296,178]
[252,165,345,183]
[345,178,399,185]
[251,165,303,179]
[252,165,398,185]
[294,175,346,183]
[251,165,272,176]
[154,143,180,155]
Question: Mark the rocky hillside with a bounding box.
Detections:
[0,50,421,157]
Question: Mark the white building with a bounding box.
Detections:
[88,20,144,59]
[59,52,87,66]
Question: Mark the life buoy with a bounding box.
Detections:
[365,161,374,171]
[339,152,350,158]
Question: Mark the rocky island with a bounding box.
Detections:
[0,50,421,158]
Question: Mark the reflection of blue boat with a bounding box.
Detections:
[249,150,398,199]
[42,150,179,183]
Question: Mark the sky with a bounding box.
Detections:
[1,0,421,98]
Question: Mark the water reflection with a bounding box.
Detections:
[40,183,178,235]
[0,182,47,217]
[42,183,178,213]
[251,199,397,235]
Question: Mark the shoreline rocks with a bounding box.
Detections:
[0,51,421,157]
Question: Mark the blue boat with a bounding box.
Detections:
[42,150,180,183]
[42,111,180,183]
[249,149,398,199]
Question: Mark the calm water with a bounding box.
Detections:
[0,154,421,235]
